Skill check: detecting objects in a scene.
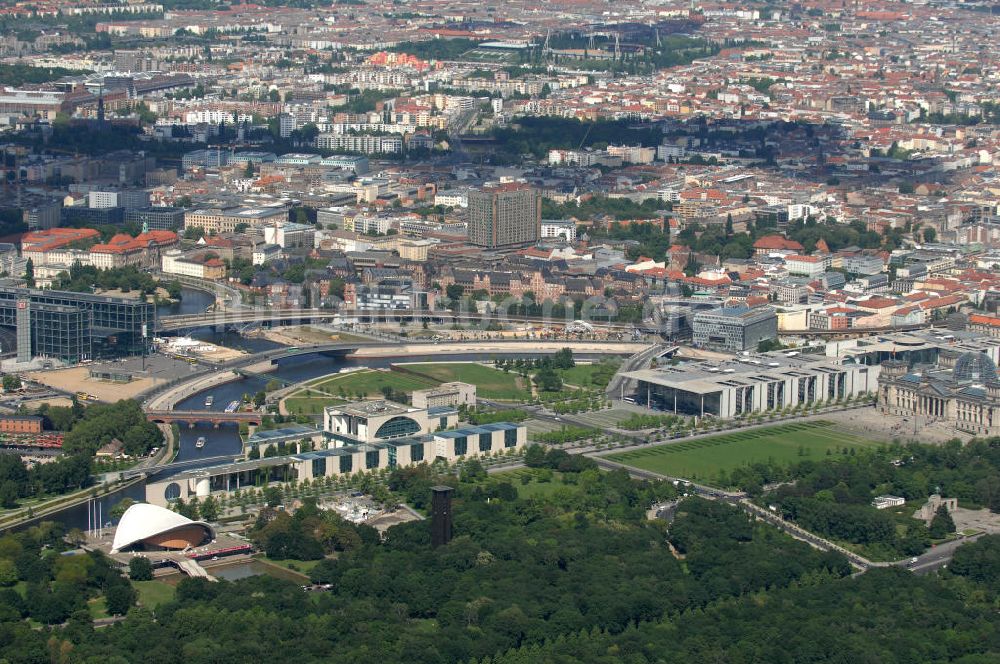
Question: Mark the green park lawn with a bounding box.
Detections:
[283,396,337,415]
[134,580,176,609]
[608,421,881,485]
[556,360,620,390]
[489,468,575,500]
[308,369,437,397]
[403,363,531,401]
[284,362,539,411]
[260,557,322,577]
[283,369,439,414]
[87,596,109,619]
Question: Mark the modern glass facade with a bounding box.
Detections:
[0,287,153,362]
[312,458,327,477]
[124,207,184,231]
[692,306,778,352]
[32,304,87,364]
[373,416,422,440]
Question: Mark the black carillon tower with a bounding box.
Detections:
[431,486,454,547]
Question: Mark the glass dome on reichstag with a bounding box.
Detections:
[953,352,999,385]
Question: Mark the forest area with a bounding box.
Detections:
[1,455,998,663]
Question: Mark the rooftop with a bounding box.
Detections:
[329,400,417,418]
[246,424,318,445]
[623,352,851,395]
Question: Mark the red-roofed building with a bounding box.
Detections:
[969,313,1000,338]
[753,235,804,256]
[90,231,178,269]
[666,244,691,270]
[919,295,966,313]
[21,228,100,266]
[890,305,926,327]
[852,296,902,326]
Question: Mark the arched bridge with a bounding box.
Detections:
[145,410,263,426]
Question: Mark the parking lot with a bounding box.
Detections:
[25,352,206,402]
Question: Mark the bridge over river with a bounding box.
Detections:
[145,410,263,426]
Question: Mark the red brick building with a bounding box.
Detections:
[0,416,43,434]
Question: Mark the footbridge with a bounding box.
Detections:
[176,559,216,581]
[122,454,243,480]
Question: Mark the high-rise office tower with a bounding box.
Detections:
[467,183,540,249]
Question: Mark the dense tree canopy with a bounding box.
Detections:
[251,498,374,560]
[61,399,163,457]
[494,117,662,159]
[56,263,166,296]
[0,453,91,507]
[3,463,1000,663]
[741,437,1000,559]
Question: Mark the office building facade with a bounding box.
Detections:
[61,206,125,227]
[316,134,403,154]
[0,288,153,363]
[468,183,540,249]
[692,305,778,352]
[323,399,458,446]
[22,203,61,231]
[88,190,150,210]
[184,206,289,234]
[621,352,877,418]
[144,420,527,507]
[124,207,185,231]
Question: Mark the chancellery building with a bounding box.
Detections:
[145,397,526,507]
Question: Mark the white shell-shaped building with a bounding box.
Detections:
[110,503,215,553]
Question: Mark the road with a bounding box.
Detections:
[605,343,677,400]
[153,273,246,310]
[902,536,981,575]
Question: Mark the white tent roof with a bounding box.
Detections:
[110,502,214,553]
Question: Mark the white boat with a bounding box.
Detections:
[204,395,214,408]
[195,437,206,449]
[225,400,240,413]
